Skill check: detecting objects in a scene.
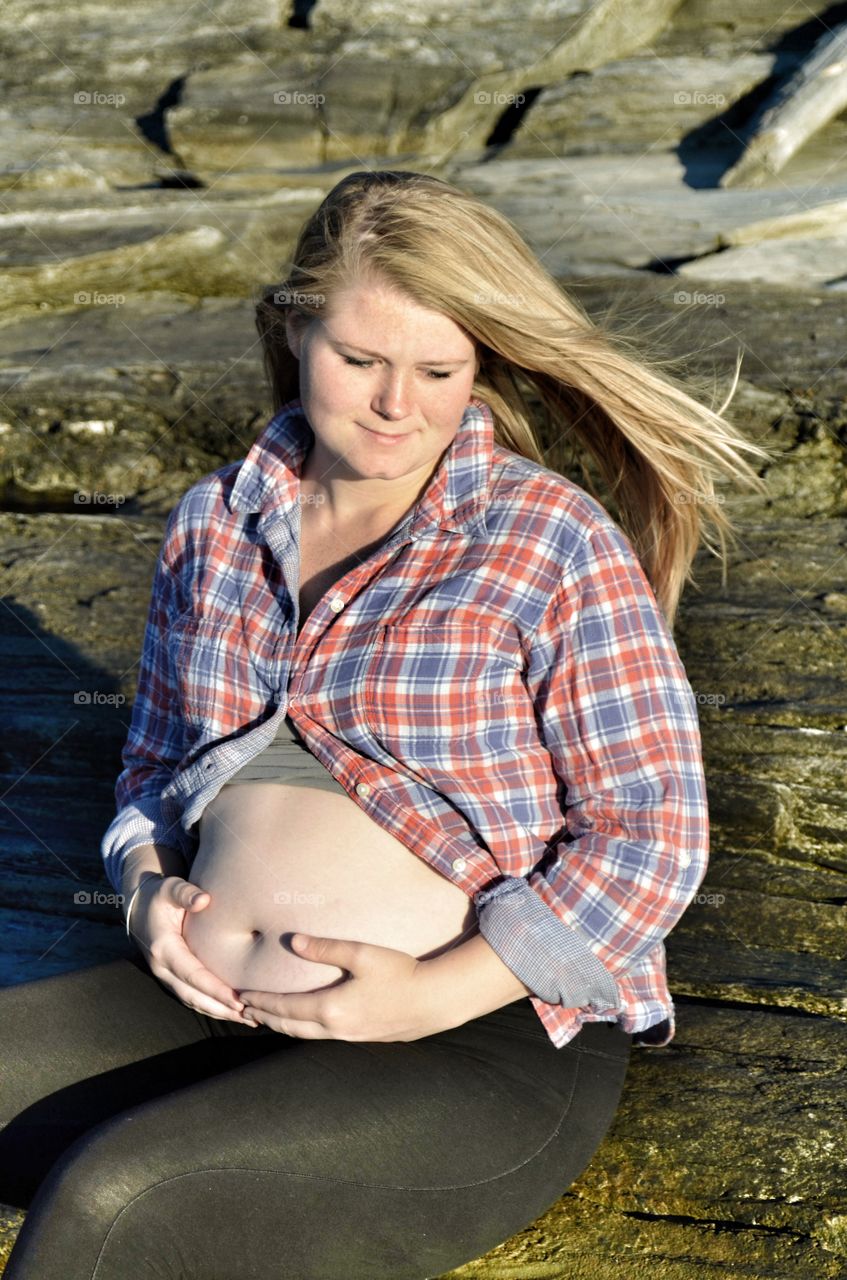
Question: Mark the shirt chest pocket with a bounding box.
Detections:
[168,613,239,725]
[361,621,528,764]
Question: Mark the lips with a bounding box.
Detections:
[359,423,409,440]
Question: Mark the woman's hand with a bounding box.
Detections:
[236,933,451,1042]
[127,875,254,1024]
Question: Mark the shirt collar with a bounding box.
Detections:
[228,396,495,537]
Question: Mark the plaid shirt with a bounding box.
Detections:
[101,396,709,1050]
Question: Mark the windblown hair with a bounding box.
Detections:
[254,169,773,627]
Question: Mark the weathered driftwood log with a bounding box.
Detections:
[721,23,847,188]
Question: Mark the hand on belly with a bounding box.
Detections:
[184,782,477,996]
[183,896,349,994]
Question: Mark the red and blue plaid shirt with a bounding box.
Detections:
[101,396,709,1049]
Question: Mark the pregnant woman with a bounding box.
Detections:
[1,169,771,1279]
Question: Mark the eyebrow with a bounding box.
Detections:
[328,337,470,366]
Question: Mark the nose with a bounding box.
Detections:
[372,370,412,421]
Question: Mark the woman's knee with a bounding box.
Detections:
[4,1113,161,1279]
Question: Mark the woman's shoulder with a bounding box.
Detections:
[158,461,245,567]
[487,446,628,562]
[166,460,244,530]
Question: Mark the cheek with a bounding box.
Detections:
[440,377,477,419]
[303,353,355,407]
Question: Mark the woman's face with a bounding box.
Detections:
[285,276,479,500]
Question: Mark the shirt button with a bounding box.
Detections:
[355,782,371,798]
[329,595,345,612]
[451,857,467,873]
[679,851,691,867]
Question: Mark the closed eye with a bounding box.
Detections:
[341,355,453,380]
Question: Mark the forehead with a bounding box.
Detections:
[320,283,477,359]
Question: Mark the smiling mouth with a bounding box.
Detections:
[359,424,410,440]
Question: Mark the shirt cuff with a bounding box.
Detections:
[100,800,188,894]
[473,876,622,1012]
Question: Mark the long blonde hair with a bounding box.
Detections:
[254,169,773,627]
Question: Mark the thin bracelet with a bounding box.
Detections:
[124,874,164,939]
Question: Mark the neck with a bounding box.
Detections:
[299,441,434,528]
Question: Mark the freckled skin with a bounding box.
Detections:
[286,274,480,524]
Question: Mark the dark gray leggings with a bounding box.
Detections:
[0,951,631,1279]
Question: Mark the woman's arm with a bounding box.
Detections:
[101,504,191,896]
[472,519,710,1014]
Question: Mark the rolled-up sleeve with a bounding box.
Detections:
[473,520,710,1013]
[100,506,189,893]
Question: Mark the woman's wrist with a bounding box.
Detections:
[123,874,164,936]
[118,844,187,909]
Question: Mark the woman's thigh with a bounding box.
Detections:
[4,998,631,1280]
[0,952,281,1204]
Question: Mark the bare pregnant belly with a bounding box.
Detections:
[183,783,478,993]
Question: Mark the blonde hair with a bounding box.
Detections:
[255,169,774,627]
